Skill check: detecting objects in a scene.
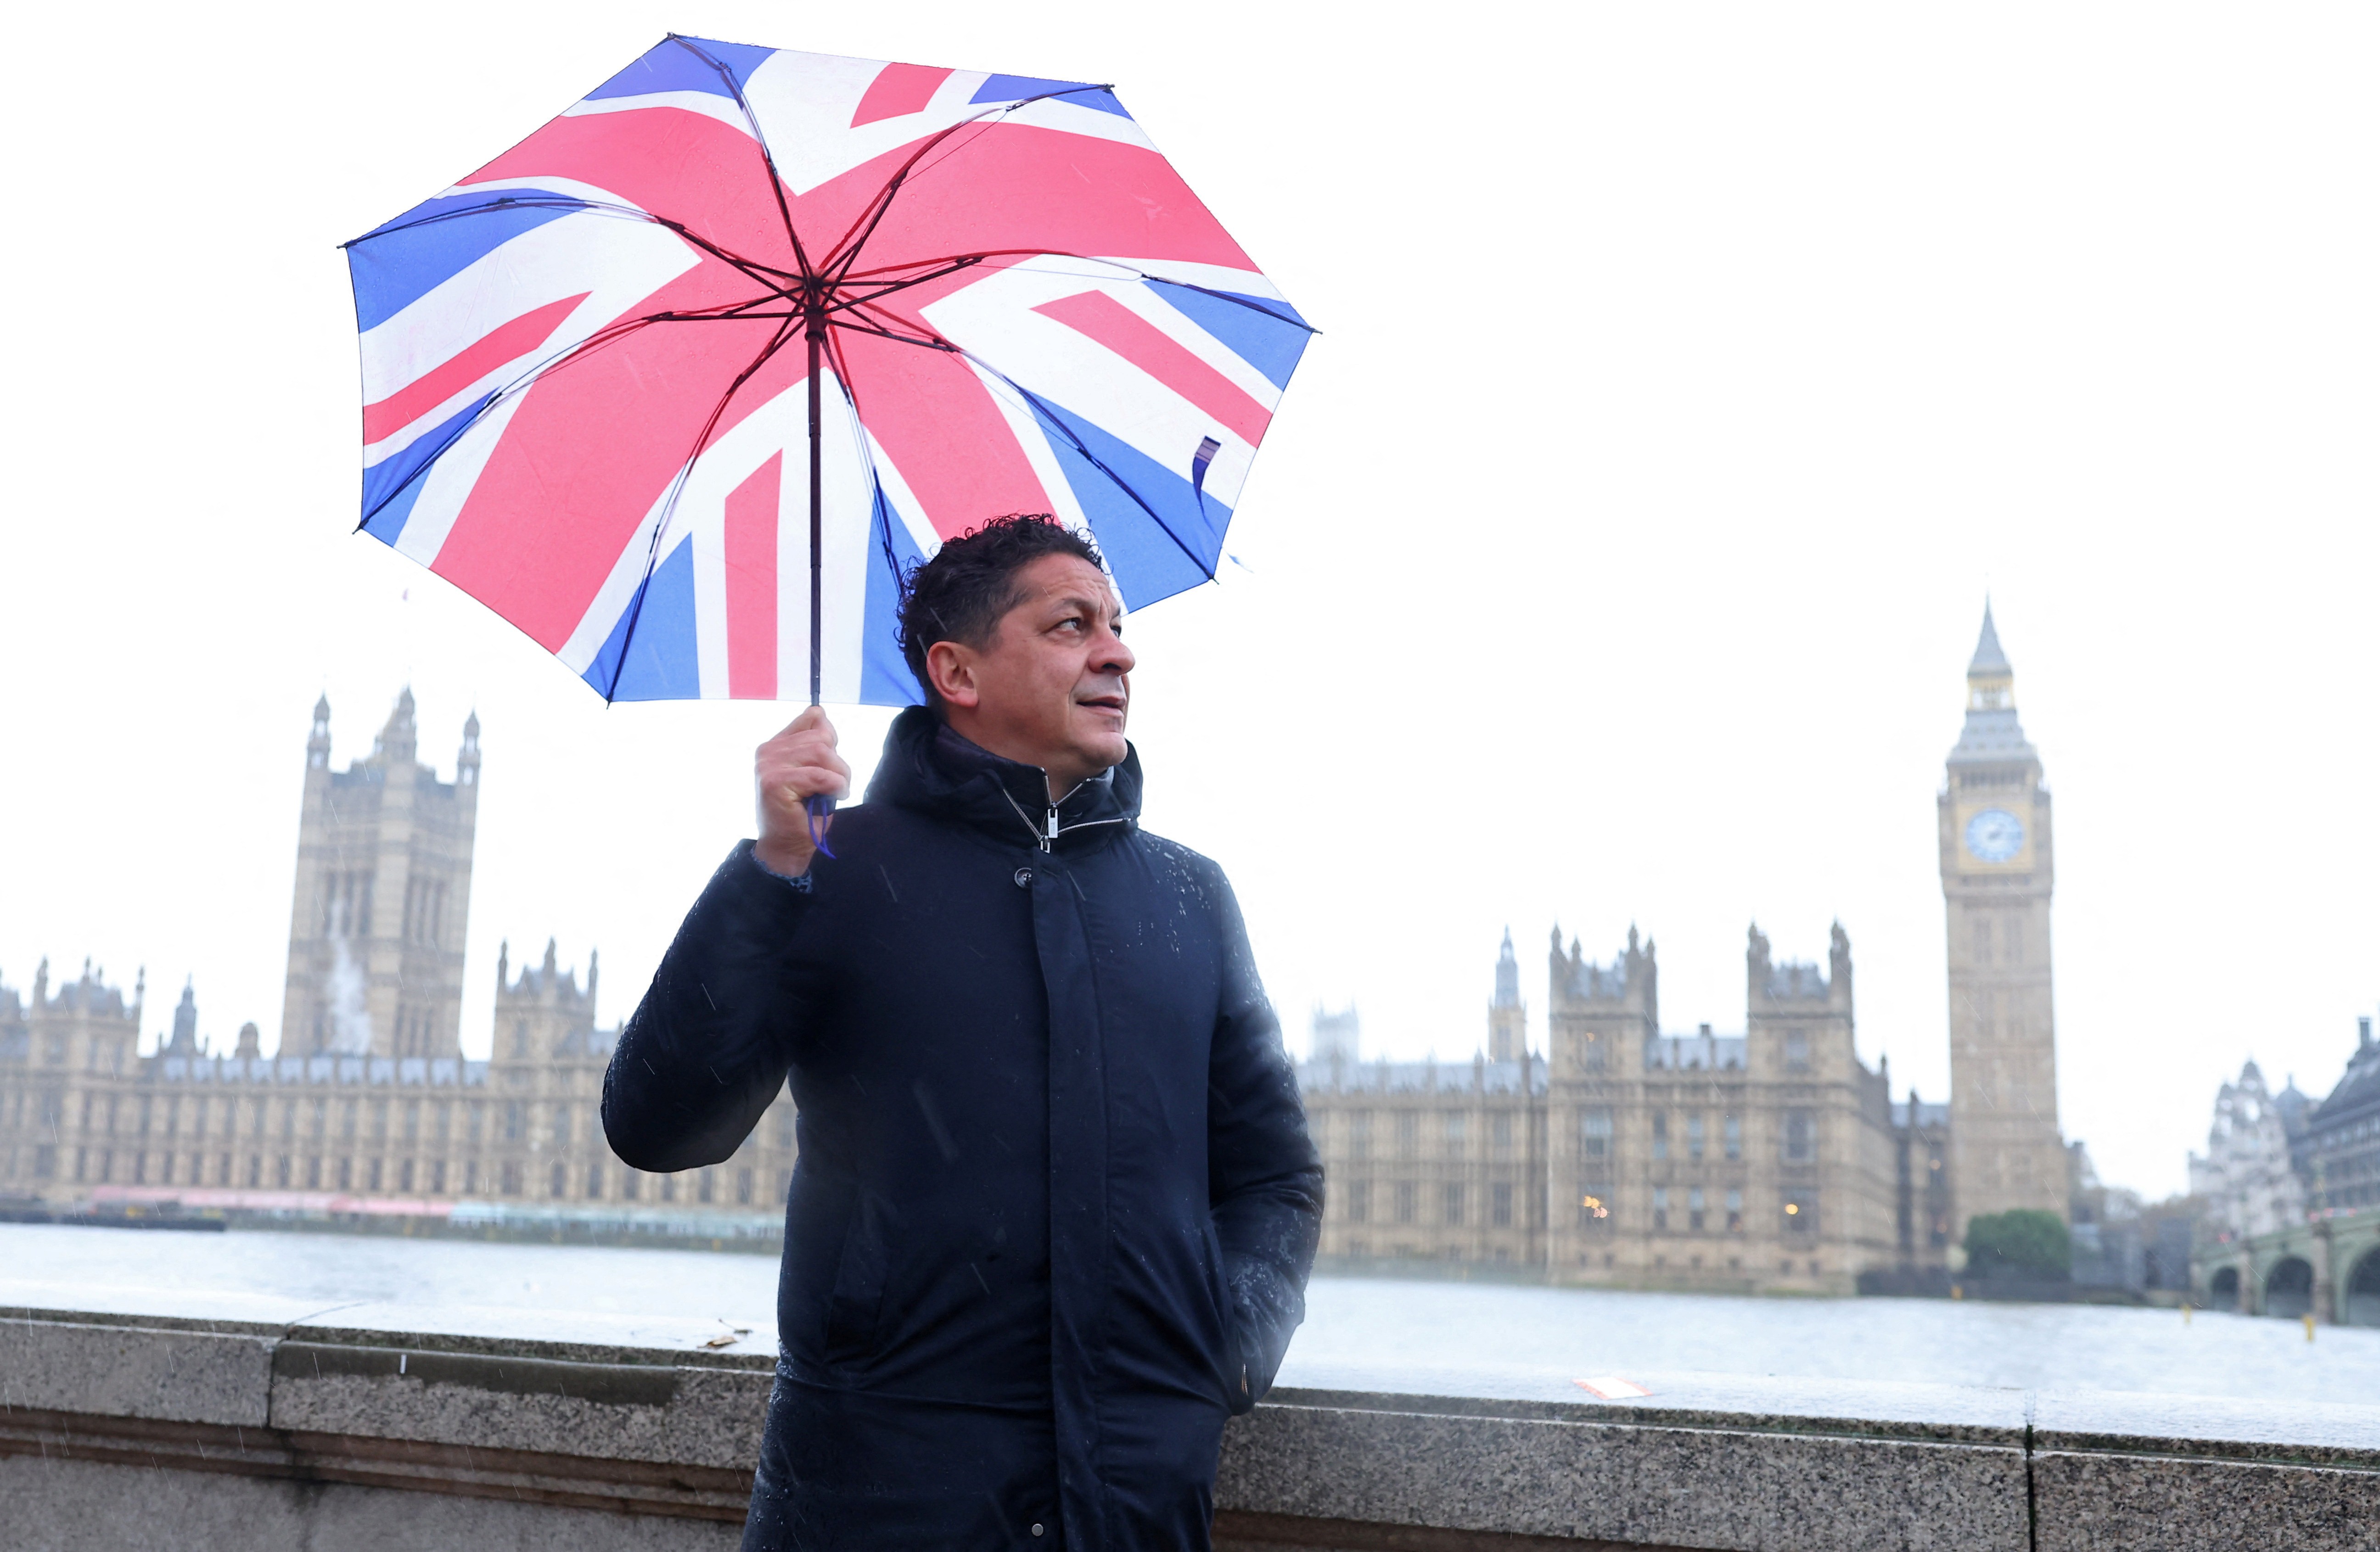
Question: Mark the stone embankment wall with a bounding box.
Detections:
[4,1304,2377,1552]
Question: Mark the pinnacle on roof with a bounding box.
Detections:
[1969,601,2011,676]
[1493,927,1520,1007]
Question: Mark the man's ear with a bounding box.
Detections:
[926,640,981,709]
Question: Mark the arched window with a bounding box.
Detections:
[2346,1249,2380,1328]
[2264,1257,2315,1320]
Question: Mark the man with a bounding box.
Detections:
[603,514,1323,1551]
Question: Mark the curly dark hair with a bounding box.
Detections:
[897,514,1107,706]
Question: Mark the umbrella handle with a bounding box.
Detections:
[806,793,838,861]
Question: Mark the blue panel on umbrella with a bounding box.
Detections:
[971,74,1131,118]
[349,193,584,332]
[860,489,930,706]
[361,393,495,526]
[586,36,778,101]
[1026,397,1225,609]
[1144,281,1313,392]
[604,542,703,701]
[359,462,428,546]
[579,591,634,700]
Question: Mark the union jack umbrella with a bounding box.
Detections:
[344,34,1313,708]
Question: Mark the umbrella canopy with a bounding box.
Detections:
[346,35,1312,706]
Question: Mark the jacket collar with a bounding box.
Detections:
[868,705,1142,853]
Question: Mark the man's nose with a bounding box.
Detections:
[1095,627,1135,676]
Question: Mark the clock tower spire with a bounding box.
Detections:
[1941,604,2066,1235]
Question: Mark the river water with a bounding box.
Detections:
[6,1223,2376,1406]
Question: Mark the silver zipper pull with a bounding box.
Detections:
[1044,807,1059,852]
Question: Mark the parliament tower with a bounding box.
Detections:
[1940,607,2066,1224]
[278,691,481,1058]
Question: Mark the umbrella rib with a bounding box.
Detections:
[984,370,1218,585]
[838,321,1217,584]
[818,87,1116,284]
[820,257,987,315]
[819,307,1215,587]
[665,34,812,278]
[602,310,805,703]
[836,247,1099,283]
[829,243,1198,298]
[646,218,804,302]
[1128,275,1316,332]
[348,196,805,308]
[831,307,958,354]
[815,115,1006,283]
[342,194,625,248]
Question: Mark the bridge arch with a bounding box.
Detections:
[2206,1266,2240,1311]
[2347,1247,2380,1328]
[2263,1255,2314,1320]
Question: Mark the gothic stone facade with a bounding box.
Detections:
[281,690,480,1059]
[1298,924,1924,1296]
[0,693,798,1216]
[0,945,800,1216]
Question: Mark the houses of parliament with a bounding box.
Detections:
[0,691,800,1219]
[0,610,2068,1289]
[1294,605,2068,1293]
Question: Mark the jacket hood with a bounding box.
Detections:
[867,705,1143,853]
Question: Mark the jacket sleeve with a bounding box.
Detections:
[1205,868,1325,1415]
[602,840,820,1174]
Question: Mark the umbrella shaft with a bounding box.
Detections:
[807,312,823,706]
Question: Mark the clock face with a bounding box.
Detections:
[1964,807,2025,863]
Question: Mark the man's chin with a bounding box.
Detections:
[1070,730,1129,773]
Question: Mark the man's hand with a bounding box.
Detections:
[753,706,850,878]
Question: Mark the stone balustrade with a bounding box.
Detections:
[4,1297,2376,1551]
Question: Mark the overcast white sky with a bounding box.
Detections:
[2,3,2374,1200]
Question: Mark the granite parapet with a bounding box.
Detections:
[0,1305,2374,1551]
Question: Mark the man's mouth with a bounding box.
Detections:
[1077,695,1126,715]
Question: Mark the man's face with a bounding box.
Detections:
[930,553,1134,793]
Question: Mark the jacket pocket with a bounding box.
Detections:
[1203,1222,1250,1412]
[823,1188,893,1366]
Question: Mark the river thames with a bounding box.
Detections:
[6,1223,2376,1406]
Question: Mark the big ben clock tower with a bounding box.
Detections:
[1941,605,2067,1228]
